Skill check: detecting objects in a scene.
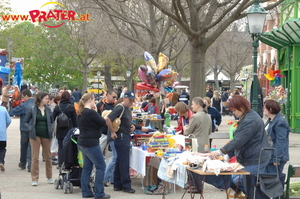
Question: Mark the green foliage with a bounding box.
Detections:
[0,0,16,29]
[0,21,83,89]
[285,182,300,197]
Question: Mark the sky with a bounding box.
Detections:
[9,0,53,15]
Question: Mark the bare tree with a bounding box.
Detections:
[147,0,284,100]
[219,30,252,92]
[206,21,252,91]
[91,0,183,60]
[47,0,111,93]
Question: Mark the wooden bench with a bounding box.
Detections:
[286,164,300,199]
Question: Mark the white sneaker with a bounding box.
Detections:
[32,181,38,186]
[47,178,54,184]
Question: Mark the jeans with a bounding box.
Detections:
[78,144,106,198]
[231,160,268,194]
[104,141,117,183]
[114,133,132,190]
[20,131,31,169]
[0,141,7,164]
[57,138,64,167]
[266,161,287,174]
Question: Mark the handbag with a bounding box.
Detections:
[112,104,125,132]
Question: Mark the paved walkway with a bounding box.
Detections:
[1,115,299,199]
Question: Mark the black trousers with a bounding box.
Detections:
[0,141,7,164]
[114,133,131,190]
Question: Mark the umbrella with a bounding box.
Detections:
[13,62,22,88]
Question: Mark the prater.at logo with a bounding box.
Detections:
[28,2,90,28]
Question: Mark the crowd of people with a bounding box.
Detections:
[0,83,291,198]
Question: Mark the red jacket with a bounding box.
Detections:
[175,110,194,134]
[142,103,159,114]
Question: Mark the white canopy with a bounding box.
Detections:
[206,72,230,81]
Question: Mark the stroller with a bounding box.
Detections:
[54,127,82,194]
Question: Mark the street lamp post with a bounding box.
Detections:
[126,70,131,91]
[246,0,267,113]
[220,77,224,92]
[245,69,249,100]
[97,71,101,99]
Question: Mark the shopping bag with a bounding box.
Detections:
[245,173,285,199]
[77,150,84,168]
[258,173,284,198]
[50,135,58,156]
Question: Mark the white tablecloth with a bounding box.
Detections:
[129,147,155,176]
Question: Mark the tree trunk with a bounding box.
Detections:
[82,67,88,93]
[190,44,207,102]
[104,64,113,89]
[229,74,236,93]
[214,70,219,91]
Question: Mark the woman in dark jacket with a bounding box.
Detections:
[203,97,222,132]
[77,93,109,199]
[210,95,271,194]
[52,91,78,168]
[264,99,290,174]
[24,92,54,186]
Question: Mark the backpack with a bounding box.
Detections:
[57,104,70,128]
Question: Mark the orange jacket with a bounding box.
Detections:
[12,90,21,108]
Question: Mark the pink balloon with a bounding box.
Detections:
[172,81,179,88]
[138,66,148,83]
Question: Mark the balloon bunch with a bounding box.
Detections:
[264,69,285,86]
[136,51,178,94]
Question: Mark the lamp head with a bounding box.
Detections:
[126,70,131,78]
[246,1,267,34]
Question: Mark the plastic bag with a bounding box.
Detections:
[51,135,58,156]
[78,150,84,168]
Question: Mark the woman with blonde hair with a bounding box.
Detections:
[174,102,194,134]
[77,93,109,199]
[183,97,211,152]
[203,97,222,132]
[211,90,222,113]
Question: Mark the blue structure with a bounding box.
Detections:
[0,50,10,86]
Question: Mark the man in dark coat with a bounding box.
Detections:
[206,87,214,98]
[72,87,82,103]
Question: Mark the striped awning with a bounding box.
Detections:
[260,18,300,49]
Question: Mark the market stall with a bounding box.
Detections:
[128,130,252,198]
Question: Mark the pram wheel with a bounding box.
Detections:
[54,179,59,189]
[69,183,73,193]
[63,182,68,194]
[59,179,63,189]
[63,181,73,194]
